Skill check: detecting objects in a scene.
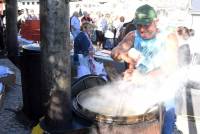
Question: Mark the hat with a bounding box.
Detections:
[134,4,157,25]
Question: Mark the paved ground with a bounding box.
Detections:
[0,58,31,134]
[0,58,200,134]
[175,88,200,134]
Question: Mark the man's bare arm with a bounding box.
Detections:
[111,31,135,61]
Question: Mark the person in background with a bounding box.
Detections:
[27,9,38,20]
[176,26,195,66]
[79,8,83,17]
[74,22,108,79]
[111,4,179,134]
[70,11,81,39]
[22,8,29,20]
[177,26,194,44]
[73,22,98,78]
[113,16,125,44]
[73,22,95,64]
[96,13,107,49]
[2,10,6,28]
[185,27,200,65]
[103,24,115,50]
[0,14,4,52]
[117,19,136,43]
[17,9,26,32]
[81,11,94,24]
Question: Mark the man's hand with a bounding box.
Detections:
[111,46,121,61]
[123,68,134,80]
[128,48,141,62]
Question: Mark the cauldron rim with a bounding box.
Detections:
[72,88,164,125]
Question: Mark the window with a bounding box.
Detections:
[27,2,30,5]
[37,2,40,5]
[22,2,25,5]
[32,2,34,5]
[191,0,200,14]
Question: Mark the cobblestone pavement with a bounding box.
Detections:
[0,58,31,134]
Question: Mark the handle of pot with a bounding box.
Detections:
[142,102,165,134]
[142,103,160,121]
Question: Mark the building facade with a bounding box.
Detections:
[17,0,39,14]
[18,0,39,8]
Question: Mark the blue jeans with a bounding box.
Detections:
[162,99,176,134]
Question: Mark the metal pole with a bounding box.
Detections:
[40,0,72,132]
[5,0,18,60]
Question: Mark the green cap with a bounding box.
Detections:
[134,4,157,25]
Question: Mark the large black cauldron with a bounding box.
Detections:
[72,87,164,125]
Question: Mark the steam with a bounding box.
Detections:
[80,64,200,117]
[79,44,200,116]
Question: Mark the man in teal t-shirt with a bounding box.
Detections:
[111,4,179,134]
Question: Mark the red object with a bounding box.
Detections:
[0,0,3,15]
[20,20,40,42]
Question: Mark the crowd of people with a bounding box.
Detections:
[70,10,129,50]
[70,10,129,80]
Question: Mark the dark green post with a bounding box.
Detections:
[40,0,72,132]
[5,0,18,63]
